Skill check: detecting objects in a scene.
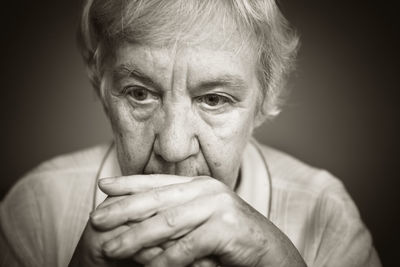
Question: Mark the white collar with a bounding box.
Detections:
[94,141,271,218]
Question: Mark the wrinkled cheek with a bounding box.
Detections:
[211,111,254,144]
[200,115,254,188]
[107,104,156,175]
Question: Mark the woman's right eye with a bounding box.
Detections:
[123,86,159,103]
[130,87,149,101]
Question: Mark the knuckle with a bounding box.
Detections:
[177,235,195,257]
[215,191,234,206]
[173,183,186,195]
[161,240,177,249]
[134,247,163,264]
[202,177,225,191]
[197,175,211,182]
[220,210,239,227]
[151,187,163,201]
[115,198,129,211]
[160,209,178,228]
[119,234,133,249]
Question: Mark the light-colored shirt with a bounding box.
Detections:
[0,140,381,266]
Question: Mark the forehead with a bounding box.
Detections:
[112,41,258,90]
[100,0,262,86]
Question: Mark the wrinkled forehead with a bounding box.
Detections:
[93,0,258,57]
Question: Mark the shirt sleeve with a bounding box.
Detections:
[312,180,382,267]
[0,179,44,267]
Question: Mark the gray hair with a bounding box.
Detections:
[78,0,299,121]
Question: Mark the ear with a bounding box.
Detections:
[253,107,280,129]
[253,112,266,129]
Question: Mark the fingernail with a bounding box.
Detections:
[103,239,120,255]
[99,178,114,185]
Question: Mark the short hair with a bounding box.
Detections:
[78,0,299,121]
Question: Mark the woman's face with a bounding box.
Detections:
[102,41,260,189]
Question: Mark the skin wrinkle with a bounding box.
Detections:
[150,45,211,178]
[113,66,164,93]
[194,140,213,180]
[68,2,308,266]
[141,135,158,175]
[115,63,250,102]
[169,42,180,98]
[82,0,299,122]
[104,39,258,189]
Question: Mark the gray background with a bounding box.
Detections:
[0,0,398,265]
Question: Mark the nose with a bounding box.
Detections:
[153,102,199,163]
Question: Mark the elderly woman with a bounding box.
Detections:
[0,0,381,266]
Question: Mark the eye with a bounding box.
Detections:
[123,86,158,103]
[128,87,149,101]
[196,94,232,107]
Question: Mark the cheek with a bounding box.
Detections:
[106,97,157,175]
[198,108,255,187]
[200,101,255,144]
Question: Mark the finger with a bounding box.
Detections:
[92,178,217,230]
[91,196,129,231]
[89,223,131,250]
[97,195,126,209]
[161,240,177,249]
[99,174,196,196]
[148,223,219,267]
[133,246,164,264]
[132,240,178,265]
[102,196,214,259]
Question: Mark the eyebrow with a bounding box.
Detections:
[114,63,248,93]
[113,63,163,91]
[194,75,248,93]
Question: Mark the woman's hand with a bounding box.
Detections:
[86,174,306,267]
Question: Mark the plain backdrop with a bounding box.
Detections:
[0,0,399,266]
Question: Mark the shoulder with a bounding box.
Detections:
[29,142,112,177]
[0,143,112,266]
[256,142,379,266]
[256,142,344,197]
[1,142,113,219]
[256,142,354,217]
[6,142,111,200]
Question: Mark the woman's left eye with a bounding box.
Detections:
[197,94,232,107]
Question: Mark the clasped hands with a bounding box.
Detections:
[69,175,306,267]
